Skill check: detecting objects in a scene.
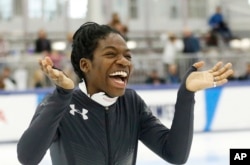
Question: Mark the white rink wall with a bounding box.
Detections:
[1,82,250,165]
[1,82,250,142]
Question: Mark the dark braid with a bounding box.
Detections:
[71,22,123,81]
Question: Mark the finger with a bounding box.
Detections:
[214,69,234,82]
[213,63,233,78]
[192,61,205,69]
[208,61,223,73]
[41,60,51,74]
[48,66,61,80]
[212,79,228,87]
[45,56,54,66]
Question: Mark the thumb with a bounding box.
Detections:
[192,61,205,69]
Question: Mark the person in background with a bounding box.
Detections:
[162,32,183,76]
[182,28,201,71]
[0,34,10,57]
[17,22,234,165]
[182,28,201,55]
[0,76,5,90]
[204,30,219,48]
[238,62,250,81]
[13,65,28,90]
[145,69,166,85]
[1,66,16,91]
[108,12,129,41]
[34,29,52,54]
[166,64,181,84]
[65,32,74,54]
[208,6,233,43]
[33,69,45,88]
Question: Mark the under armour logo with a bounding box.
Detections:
[69,104,88,120]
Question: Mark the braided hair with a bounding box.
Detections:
[71,22,124,81]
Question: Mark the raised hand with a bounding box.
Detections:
[39,56,75,90]
[186,61,234,92]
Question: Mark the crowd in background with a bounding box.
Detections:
[0,8,250,91]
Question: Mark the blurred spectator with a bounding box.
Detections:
[182,28,201,66]
[1,66,16,90]
[145,69,165,85]
[13,66,28,90]
[65,32,73,54]
[60,32,78,85]
[204,30,219,48]
[48,50,64,69]
[0,34,10,57]
[227,72,237,81]
[208,6,233,43]
[238,63,250,81]
[0,76,4,90]
[33,69,45,88]
[166,64,181,84]
[108,12,128,40]
[182,28,201,54]
[34,29,52,53]
[162,32,183,75]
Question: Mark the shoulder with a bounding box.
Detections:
[124,88,138,96]
[120,88,144,102]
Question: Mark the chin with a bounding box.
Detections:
[108,89,126,97]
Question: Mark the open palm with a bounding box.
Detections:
[186,61,234,92]
[39,56,75,90]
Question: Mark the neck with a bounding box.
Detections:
[78,80,118,107]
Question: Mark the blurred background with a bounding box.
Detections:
[0,0,250,164]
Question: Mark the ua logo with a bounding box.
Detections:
[69,104,88,120]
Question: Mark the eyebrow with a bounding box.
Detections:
[103,45,131,52]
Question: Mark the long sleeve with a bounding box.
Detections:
[139,66,196,164]
[162,66,196,164]
[17,87,73,165]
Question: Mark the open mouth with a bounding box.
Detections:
[109,71,128,87]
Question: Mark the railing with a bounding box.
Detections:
[0,50,250,90]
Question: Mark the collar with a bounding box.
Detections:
[78,80,118,107]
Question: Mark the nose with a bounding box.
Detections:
[116,55,131,67]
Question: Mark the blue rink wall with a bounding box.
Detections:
[0,81,250,142]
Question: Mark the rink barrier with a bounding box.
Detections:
[0,81,250,142]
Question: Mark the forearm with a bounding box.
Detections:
[163,67,196,164]
[164,83,194,164]
[17,87,72,165]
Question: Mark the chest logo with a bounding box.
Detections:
[69,104,88,120]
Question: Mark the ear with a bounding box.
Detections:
[80,58,91,73]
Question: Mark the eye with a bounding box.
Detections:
[105,52,117,58]
[124,54,132,60]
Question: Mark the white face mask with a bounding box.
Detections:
[78,80,118,107]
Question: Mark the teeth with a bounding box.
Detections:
[110,71,128,77]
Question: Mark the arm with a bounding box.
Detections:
[17,87,72,165]
[139,61,233,164]
[17,56,75,164]
[139,67,195,164]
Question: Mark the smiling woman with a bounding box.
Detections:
[17,22,233,165]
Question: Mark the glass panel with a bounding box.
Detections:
[44,0,57,20]
[28,0,42,18]
[0,0,13,21]
[69,0,88,19]
[188,0,206,18]
[169,0,179,19]
[129,0,138,19]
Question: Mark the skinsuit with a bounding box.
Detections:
[17,66,196,165]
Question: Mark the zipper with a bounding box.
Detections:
[105,107,112,165]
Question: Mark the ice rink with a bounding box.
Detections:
[1,130,250,165]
